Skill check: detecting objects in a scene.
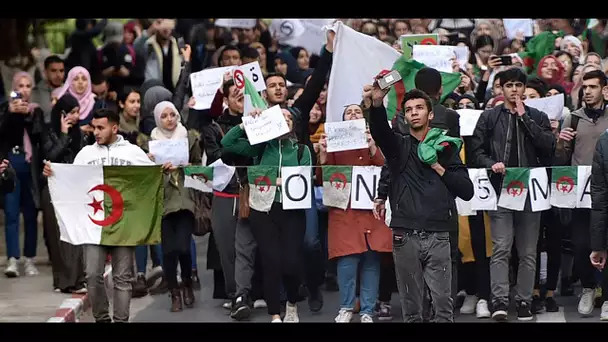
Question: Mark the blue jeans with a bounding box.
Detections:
[303,188,325,289]
[337,251,381,315]
[135,244,162,274]
[4,152,37,259]
[191,236,198,270]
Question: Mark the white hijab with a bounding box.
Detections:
[150,101,188,141]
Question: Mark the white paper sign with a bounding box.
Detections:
[149,139,189,166]
[457,109,483,137]
[242,105,290,145]
[209,159,236,192]
[469,168,498,211]
[215,19,256,29]
[524,94,564,121]
[281,166,312,210]
[325,119,368,153]
[271,19,334,55]
[412,45,455,73]
[453,46,469,71]
[350,166,382,210]
[235,61,266,92]
[577,165,592,209]
[190,66,233,110]
[503,19,534,40]
[529,167,551,212]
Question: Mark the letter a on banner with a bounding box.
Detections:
[281,166,312,210]
[529,167,551,212]
[577,166,592,209]
[350,166,381,210]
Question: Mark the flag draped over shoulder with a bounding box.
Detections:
[386,58,462,120]
[518,31,558,74]
[48,164,163,246]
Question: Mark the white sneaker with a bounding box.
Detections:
[283,302,299,323]
[601,302,608,321]
[460,295,478,314]
[73,286,88,294]
[360,314,374,323]
[271,317,282,323]
[24,258,39,276]
[578,288,596,317]
[335,309,353,323]
[222,301,232,310]
[254,299,267,309]
[476,299,491,318]
[4,257,19,278]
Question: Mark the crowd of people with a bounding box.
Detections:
[1,18,608,323]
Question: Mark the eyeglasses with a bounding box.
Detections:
[458,103,476,109]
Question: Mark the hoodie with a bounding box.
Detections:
[73,134,154,166]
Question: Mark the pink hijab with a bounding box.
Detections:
[11,72,37,163]
[53,66,95,120]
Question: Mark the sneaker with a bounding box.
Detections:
[132,273,148,298]
[460,295,478,314]
[307,287,323,313]
[545,297,559,313]
[601,302,608,321]
[531,295,544,314]
[230,295,251,321]
[271,317,282,323]
[253,299,267,309]
[4,257,19,278]
[476,299,491,318]
[222,301,232,310]
[360,313,374,323]
[24,258,39,276]
[283,302,299,323]
[335,309,353,323]
[517,301,533,321]
[578,288,596,317]
[146,266,163,287]
[53,288,61,293]
[73,285,88,294]
[491,302,508,321]
[377,302,392,321]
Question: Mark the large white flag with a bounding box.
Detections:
[326,21,401,122]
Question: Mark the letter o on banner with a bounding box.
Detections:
[285,174,308,202]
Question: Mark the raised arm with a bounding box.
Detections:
[220,124,264,158]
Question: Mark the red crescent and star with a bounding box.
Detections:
[87,184,124,226]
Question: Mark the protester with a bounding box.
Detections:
[52,66,99,126]
[31,55,65,123]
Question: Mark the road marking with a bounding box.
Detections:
[535,308,567,322]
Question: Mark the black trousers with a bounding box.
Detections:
[534,209,563,291]
[161,210,194,289]
[459,213,491,300]
[379,252,396,302]
[249,203,306,316]
[571,209,596,289]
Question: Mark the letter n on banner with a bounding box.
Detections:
[577,165,592,209]
[350,166,381,210]
[281,166,312,210]
[529,167,551,212]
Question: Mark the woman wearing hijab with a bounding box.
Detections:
[52,66,100,126]
[146,101,202,312]
[536,55,571,94]
[316,104,390,323]
[221,107,312,323]
[40,94,92,293]
[1,71,44,278]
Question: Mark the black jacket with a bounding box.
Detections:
[468,104,555,194]
[0,164,16,194]
[201,109,253,194]
[377,104,461,200]
[591,132,608,251]
[369,104,474,233]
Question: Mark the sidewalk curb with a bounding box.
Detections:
[46,265,112,323]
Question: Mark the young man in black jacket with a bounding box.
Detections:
[468,68,555,321]
[366,81,474,323]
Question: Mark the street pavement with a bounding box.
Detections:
[80,235,607,323]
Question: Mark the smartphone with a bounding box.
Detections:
[177,37,186,50]
[498,55,513,66]
[10,91,21,100]
[378,70,402,90]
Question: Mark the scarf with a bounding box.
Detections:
[150,101,188,141]
[417,127,463,165]
[53,66,96,121]
[11,71,37,163]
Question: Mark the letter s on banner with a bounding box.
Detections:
[281,166,312,210]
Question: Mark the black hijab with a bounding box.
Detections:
[51,94,83,153]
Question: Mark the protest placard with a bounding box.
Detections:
[503,19,534,39]
[413,45,455,73]
[524,94,564,120]
[242,105,290,145]
[324,119,368,153]
[457,109,483,137]
[189,66,232,110]
[149,138,189,166]
[400,34,439,60]
[215,19,256,29]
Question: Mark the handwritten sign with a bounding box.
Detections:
[215,19,256,29]
[271,19,334,55]
[456,109,483,137]
[524,93,564,120]
[324,119,368,153]
[503,19,534,40]
[400,34,439,60]
[190,66,232,110]
[242,105,290,145]
[412,45,455,73]
[453,46,470,70]
[237,61,266,92]
[149,138,189,166]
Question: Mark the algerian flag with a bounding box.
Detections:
[550,166,578,208]
[48,163,163,246]
[497,168,530,211]
[184,165,214,193]
[248,165,277,212]
[322,165,352,210]
[242,73,267,116]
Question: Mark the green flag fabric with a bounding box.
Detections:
[497,167,530,211]
[519,31,558,74]
[184,165,214,193]
[417,128,463,165]
[248,165,278,212]
[550,166,578,208]
[243,75,268,115]
[322,165,353,210]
